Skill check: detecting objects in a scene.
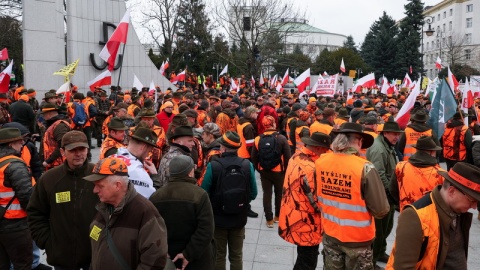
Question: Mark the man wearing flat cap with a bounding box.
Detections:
[0,128,34,269]
[279,132,331,269]
[366,120,404,265]
[99,117,127,159]
[85,156,168,269]
[113,127,159,198]
[315,123,389,269]
[387,162,480,269]
[150,155,215,270]
[28,130,98,269]
[390,136,444,212]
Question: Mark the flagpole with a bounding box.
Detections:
[116,43,127,92]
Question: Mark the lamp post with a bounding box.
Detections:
[356,68,362,80]
[421,16,435,76]
[213,63,222,82]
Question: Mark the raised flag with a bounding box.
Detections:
[251,76,255,87]
[293,68,310,93]
[428,79,457,138]
[0,48,8,60]
[53,59,79,80]
[395,79,420,129]
[159,61,165,75]
[230,78,238,91]
[99,9,130,71]
[0,60,13,93]
[132,74,143,90]
[461,77,474,125]
[219,65,228,76]
[402,73,412,88]
[87,70,112,90]
[409,65,413,74]
[380,76,390,95]
[340,58,346,73]
[447,66,459,93]
[352,73,375,93]
[170,70,186,84]
[435,56,442,70]
[56,81,71,94]
[259,71,265,86]
[322,71,329,77]
[270,74,277,88]
[148,80,156,95]
[281,68,289,86]
[276,82,282,92]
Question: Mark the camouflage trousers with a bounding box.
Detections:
[322,236,374,270]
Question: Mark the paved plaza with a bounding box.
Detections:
[40,143,480,269]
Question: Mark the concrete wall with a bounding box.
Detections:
[23,0,176,97]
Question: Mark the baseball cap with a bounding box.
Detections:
[61,131,89,150]
[83,156,129,182]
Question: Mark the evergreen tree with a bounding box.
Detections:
[394,0,424,80]
[313,48,369,76]
[343,35,358,53]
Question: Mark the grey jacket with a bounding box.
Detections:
[366,134,399,188]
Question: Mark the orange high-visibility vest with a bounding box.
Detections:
[309,121,333,136]
[442,125,467,161]
[127,104,139,118]
[237,122,252,159]
[100,137,125,159]
[295,126,309,149]
[395,161,444,211]
[403,127,432,161]
[315,153,375,243]
[334,118,347,127]
[254,130,284,172]
[386,192,440,269]
[286,117,297,146]
[0,156,33,219]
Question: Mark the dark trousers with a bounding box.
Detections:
[259,170,284,221]
[373,204,394,264]
[214,227,244,270]
[95,117,105,146]
[445,158,460,171]
[294,245,319,270]
[0,229,33,270]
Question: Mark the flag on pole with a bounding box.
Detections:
[293,68,310,93]
[148,80,156,95]
[340,58,346,73]
[230,78,238,91]
[380,76,390,95]
[0,48,8,60]
[251,76,255,87]
[159,61,165,75]
[435,56,442,70]
[132,74,143,90]
[447,66,459,93]
[395,79,421,129]
[322,71,329,77]
[87,70,112,90]
[270,75,277,88]
[219,65,228,76]
[259,71,264,86]
[0,60,13,93]
[170,70,186,84]
[402,73,412,88]
[281,68,289,86]
[99,9,130,71]
[53,59,79,80]
[409,65,413,74]
[428,79,457,138]
[352,73,375,93]
[56,81,71,94]
[276,82,282,92]
[461,77,474,125]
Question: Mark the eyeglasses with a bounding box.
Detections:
[456,187,477,204]
[165,106,173,109]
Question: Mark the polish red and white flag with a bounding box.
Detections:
[435,56,442,70]
[99,9,130,71]
[259,71,264,86]
[352,73,375,93]
[0,48,8,60]
[281,68,289,86]
[293,68,310,93]
[340,58,346,73]
[87,70,112,90]
[0,60,13,93]
[170,70,186,84]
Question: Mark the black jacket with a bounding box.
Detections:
[9,100,35,133]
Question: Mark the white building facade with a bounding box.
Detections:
[422,0,480,78]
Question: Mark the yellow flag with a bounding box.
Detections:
[421,76,429,89]
[348,70,356,78]
[53,59,79,78]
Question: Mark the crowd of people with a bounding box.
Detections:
[1,78,480,270]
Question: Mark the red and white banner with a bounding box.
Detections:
[0,60,13,93]
[352,73,375,93]
[87,70,112,90]
[99,9,130,71]
[170,70,186,84]
[340,58,345,73]
[448,66,459,93]
[0,48,8,60]
[395,80,420,129]
[269,74,277,88]
[461,77,474,125]
[56,81,70,94]
[281,68,289,86]
[159,60,169,76]
[435,57,442,70]
[380,76,393,95]
[315,74,339,97]
[293,68,310,93]
[402,73,412,88]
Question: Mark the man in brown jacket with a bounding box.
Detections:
[85,156,168,269]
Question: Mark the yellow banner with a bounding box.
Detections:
[348,70,356,78]
[53,59,79,79]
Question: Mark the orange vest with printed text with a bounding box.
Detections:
[403,127,432,161]
[315,153,375,242]
[0,156,34,219]
[395,161,444,211]
[386,192,440,269]
[442,125,467,161]
[237,122,252,159]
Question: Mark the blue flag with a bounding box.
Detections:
[428,79,457,138]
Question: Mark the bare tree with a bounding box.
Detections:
[443,32,479,68]
[211,0,305,76]
[0,0,21,18]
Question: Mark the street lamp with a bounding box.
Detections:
[421,16,435,76]
[213,63,222,82]
[356,68,362,80]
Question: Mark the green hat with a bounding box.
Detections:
[44,92,58,100]
[217,131,241,149]
[41,103,59,114]
[381,121,404,133]
[107,117,128,131]
[138,108,156,118]
[170,125,194,140]
[301,132,331,148]
[130,127,158,147]
[333,122,374,149]
[132,95,141,103]
[438,162,480,201]
[412,136,442,151]
[0,128,23,144]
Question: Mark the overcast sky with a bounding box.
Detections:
[129,0,441,46]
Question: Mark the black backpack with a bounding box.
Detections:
[211,158,250,214]
[258,132,282,170]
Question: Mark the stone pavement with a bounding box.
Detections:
[40,144,480,269]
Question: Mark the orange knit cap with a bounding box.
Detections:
[19,94,29,102]
[262,115,276,129]
[124,94,131,103]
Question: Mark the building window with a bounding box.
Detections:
[426,42,429,51]
[449,21,452,30]
[466,18,473,28]
[243,17,251,31]
[438,14,441,21]
[443,11,446,18]
[450,9,453,16]
[432,16,435,23]
[443,23,446,32]
[442,37,446,47]
[465,33,472,44]
[465,49,472,60]
[436,40,439,49]
[467,4,473,12]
